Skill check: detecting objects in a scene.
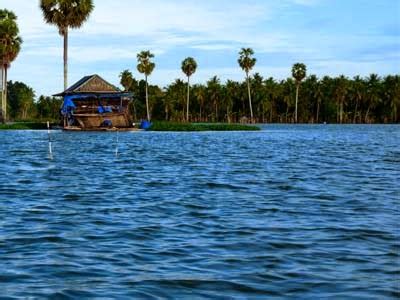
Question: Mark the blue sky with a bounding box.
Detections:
[2,0,400,96]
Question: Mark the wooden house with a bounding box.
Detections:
[55,74,134,131]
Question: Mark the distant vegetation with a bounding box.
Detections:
[0,122,48,130]
[2,72,400,125]
[149,122,260,132]
[119,72,399,124]
[5,81,61,122]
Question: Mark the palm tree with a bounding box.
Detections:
[40,0,94,90]
[120,69,137,120]
[120,70,133,92]
[334,75,348,123]
[383,75,400,123]
[193,85,206,122]
[207,76,221,122]
[137,50,155,121]
[351,76,365,123]
[181,57,197,122]
[365,74,381,123]
[238,48,256,122]
[292,63,307,123]
[0,9,22,122]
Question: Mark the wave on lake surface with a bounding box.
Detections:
[0,125,399,298]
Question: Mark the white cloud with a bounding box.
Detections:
[2,0,399,96]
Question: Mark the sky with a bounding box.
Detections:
[2,0,400,96]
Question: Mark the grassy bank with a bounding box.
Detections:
[0,122,50,130]
[149,122,260,131]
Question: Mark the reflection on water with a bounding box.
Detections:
[0,125,399,298]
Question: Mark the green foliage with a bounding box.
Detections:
[119,70,134,91]
[40,0,94,35]
[4,72,400,125]
[36,95,62,121]
[292,63,307,83]
[137,50,155,77]
[0,9,22,67]
[7,81,36,120]
[238,48,256,74]
[181,57,198,78]
[0,122,48,130]
[149,121,260,131]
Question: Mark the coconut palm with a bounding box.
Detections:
[292,63,307,123]
[120,70,134,92]
[334,75,348,124]
[40,0,94,90]
[383,75,400,123]
[193,85,206,122]
[0,9,22,122]
[181,57,197,122]
[238,48,256,122]
[365,74,381,123]
[207,76,221,122]
[351,75,365,123]
[137,50,155,121]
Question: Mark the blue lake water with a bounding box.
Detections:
[0,125,399,299]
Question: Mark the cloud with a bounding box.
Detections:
[291,0,321,6]
[2,0,399,97]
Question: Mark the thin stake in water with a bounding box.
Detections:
[47,121,53,160]
[115,130,119,158]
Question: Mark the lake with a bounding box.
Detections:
[0,125,399,299]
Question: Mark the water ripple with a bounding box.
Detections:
[0,125,399,298]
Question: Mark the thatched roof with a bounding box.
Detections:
[54,74,121,96]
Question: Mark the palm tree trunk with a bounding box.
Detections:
[186,76,190,122]
[365,106,371,124]
[295,83,299,123]
[340,98,343,124]
[246,73,254,123]
[133,100,137,121]
[199,104,202,122]
[353,99,358,124]
[63,28,68,91]
[3,66,7,122]
[270,102,273,123]
[145,75,150,121]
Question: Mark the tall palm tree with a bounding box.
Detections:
[292,63,307,123]
[0,9,22,122]
[40,0,94,90]
[238,48,256,123]
[181,57,197,122]
[137,50,155,121]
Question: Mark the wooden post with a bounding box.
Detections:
[47,121,53,160]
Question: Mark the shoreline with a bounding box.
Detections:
[0,121,398,131]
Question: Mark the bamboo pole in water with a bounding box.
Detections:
[47,121,53,160]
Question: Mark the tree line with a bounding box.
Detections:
[5,80,61,121]
[3,70,399,124]
[121,69,399,124]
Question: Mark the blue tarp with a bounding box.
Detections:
[61,97,76,115]
[61,93,133,115]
